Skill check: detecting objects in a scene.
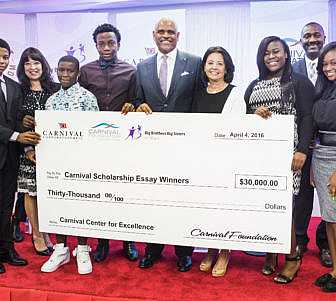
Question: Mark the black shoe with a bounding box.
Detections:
[315,273,333,287]
[123,241,138,261]
[320,249,332,267]
[0,262,5,273]
[273,254,301,284]
[0,247,28,266]
[262,253,278,276]
[177,256,192,272]
[13,219,24,243]
[139,253,159,269]
[323,278,336,292]
[93,239,109,262]
[296,244,307,256]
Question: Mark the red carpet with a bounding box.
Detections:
[0,217,334,301]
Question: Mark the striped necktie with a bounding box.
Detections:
[308,61,317,85]
[159,55,168,96]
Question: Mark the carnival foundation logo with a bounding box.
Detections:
[88,122,121,139]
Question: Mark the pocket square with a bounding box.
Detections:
[180,71,190,77]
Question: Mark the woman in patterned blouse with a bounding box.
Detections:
[244,36,315,284]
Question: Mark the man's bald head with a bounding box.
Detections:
[153,18,180,54]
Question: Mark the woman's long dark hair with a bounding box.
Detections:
[256,36,292,83]
[316,41,336,99]
[17,47,53,93]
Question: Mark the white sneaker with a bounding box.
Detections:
[41,243,70,273]
[73,245,92,275]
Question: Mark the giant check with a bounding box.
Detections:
[36,111,294,253]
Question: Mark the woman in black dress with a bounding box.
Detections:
[244,36,315,283]
[193,46,245,277]
[17,47,59,255]
[312,41,336,292]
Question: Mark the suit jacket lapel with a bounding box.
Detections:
[302,59,308,77]
[4,76,13,121]
[0,93,6,117]
[167,50,186,99]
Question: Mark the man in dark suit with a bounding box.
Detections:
[292,22,331,267]
[135,18,202,272]
[0,39,41,273]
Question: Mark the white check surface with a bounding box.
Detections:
[36,111,294,253]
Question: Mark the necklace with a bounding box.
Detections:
[30,90,44,109]
[207,82,228,94]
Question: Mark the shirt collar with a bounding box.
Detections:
[157,48,177,61]
[0,74,4,83]
[305,55,318,66]
[59,82,80,96]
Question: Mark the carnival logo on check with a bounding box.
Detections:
[88,122,121,139]
[91,122,120,129]
[42,122,83,140]
[189,228,278,242]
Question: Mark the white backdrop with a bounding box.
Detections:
[37,12,108,80]
[0,1,332,215]
[0,14,25,79]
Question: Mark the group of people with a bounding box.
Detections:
[0,17,335,293]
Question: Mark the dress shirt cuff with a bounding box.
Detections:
[10,132,19,142]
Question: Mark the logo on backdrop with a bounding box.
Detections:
[145,47,156,56]
[284,38,305,64]
[64,43,86,63]
[5,50,17,78]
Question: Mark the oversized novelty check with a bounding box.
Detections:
[36,111,294,253]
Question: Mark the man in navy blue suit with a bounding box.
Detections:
[292,22,331,267]
[135,18,202,272]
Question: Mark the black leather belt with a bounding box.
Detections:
[318,132,336,147]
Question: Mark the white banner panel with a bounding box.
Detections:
[249,1,328,82]
[0,14,25,80]
[36,112,294,253]
[37,12,108,80]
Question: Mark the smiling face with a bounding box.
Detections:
[96,31,119,61]
[301,24,325,60]
[264,41,287,75]
[24,57,42,82]
[0,47,9,76]
[153,19,179,54]
[322,49,336,82]
[204,52,226,83]
[57,61,79,89]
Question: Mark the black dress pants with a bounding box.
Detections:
[0,154,18,250]
[294,148,328,250]
[145,243,194,258]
